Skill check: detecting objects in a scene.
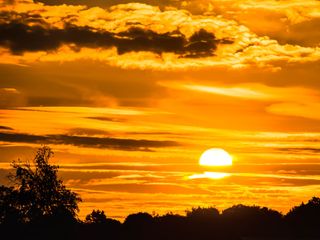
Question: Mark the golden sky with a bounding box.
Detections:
[0,0,320,220]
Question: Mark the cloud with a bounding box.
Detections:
[0,2,319,69]
[267,102,320,120]
[86,117,126,122]
[275,147,320,154]
[0,126,14,130]
[0,131,179,151]
[80,182,211,195]
[33,0,175,8]
[68,128,109,136]
[0,12,232,58]
[0,87,25,107]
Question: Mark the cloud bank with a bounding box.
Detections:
[0,0,319,69]
[0,15,232,58]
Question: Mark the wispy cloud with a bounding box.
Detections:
[0,125,14,130]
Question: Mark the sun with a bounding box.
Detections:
[199,148,233,166]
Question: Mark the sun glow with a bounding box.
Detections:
[199,148,233,166]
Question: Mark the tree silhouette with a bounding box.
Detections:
[285,197,320,237]
[222,204,283,237]
[186,206,219,220]
[85,210,108,224]
[2,146,320,240]
[0,146,81,224]
[123,212,154,240]
[0,185,21,224]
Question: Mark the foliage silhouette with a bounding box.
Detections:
[0,185,21,224]
[285,197,320,237]
[85,209,108,224]
[186,206,220,220]
[1,146,320,240]
[81,210,121,240]
[222,204,284,237]
[123,212,154,240]
[0,146,81,224]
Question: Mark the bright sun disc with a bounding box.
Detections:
[199,148,233,166]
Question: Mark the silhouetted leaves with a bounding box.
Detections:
[222,204,284,237]
[0,146,81,224]
[186,206,219,220]
[286,197,320,237]
[1,146,320,239]
[85,210,107,224]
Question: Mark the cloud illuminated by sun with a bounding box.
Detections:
[189,172,231,179]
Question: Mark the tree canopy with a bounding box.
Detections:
[85,210,108,224]
[0,146,81,224]
[1,146,320,239]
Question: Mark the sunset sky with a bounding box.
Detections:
[0,0,320,220]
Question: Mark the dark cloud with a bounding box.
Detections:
[225,175,320,187]
[275,147,320,154]
[0,11,233,58]
[0,131,179,151]
[86,117,126,122]
[68,128,109,136]
[27,96,91,106]
[33,0,177,9]
[0,126,13,130]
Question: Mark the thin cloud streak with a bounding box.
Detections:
[0,131,179,151]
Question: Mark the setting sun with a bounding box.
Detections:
[0,0,320,234]
[199,148,233,166]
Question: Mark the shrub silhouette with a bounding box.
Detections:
[0,146,81,224]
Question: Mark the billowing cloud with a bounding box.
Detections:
[0,1,319,69]
[0,16,231,58]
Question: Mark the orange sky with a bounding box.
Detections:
[0,0,320,220]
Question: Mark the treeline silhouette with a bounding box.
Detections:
[1,147,320,240]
